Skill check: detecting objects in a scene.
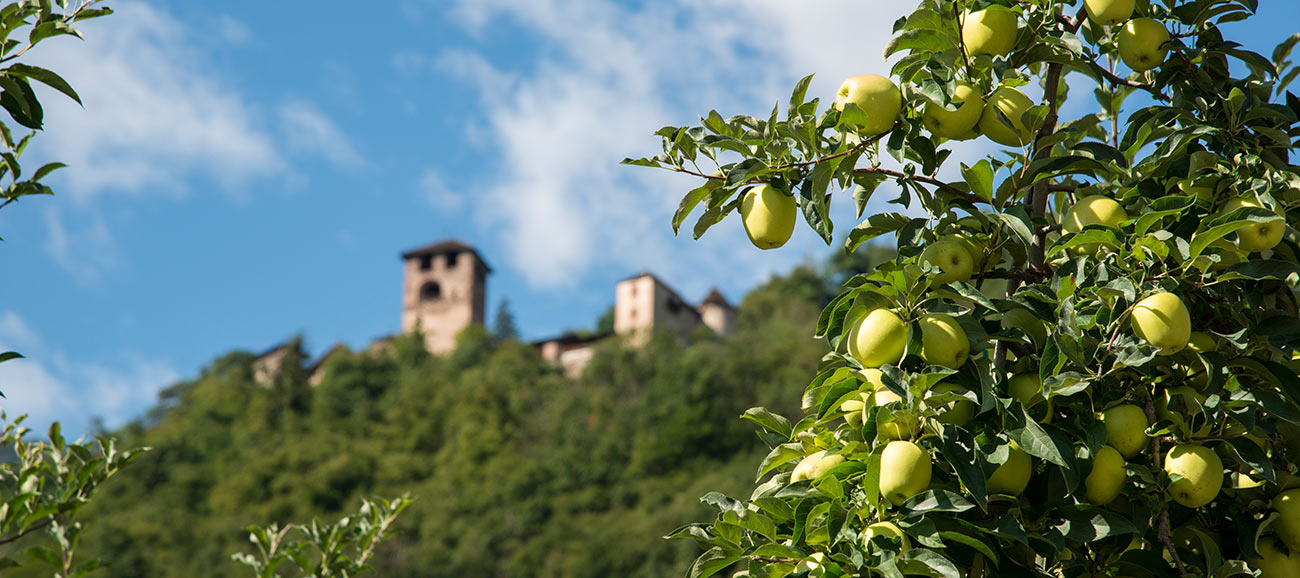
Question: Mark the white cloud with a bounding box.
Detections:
[217,15,252,46]
[419,170,464,212]
[279,99,365,168]
[0,311,179,438]
[44,206,118,286]
[28,1,284,201]
[434,0,918,292]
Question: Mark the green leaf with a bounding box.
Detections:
[897,548,962,578]
[6,64,79,105]
[1006,405,1077,470]
[847,213,917,253]
[687,547,743,578]
[959,160,994,203]
[742,407,793,439]
[757,443,805,481]
[936,424,987,511]
[1221,436,1275,484]
[899,489,975,516]
[673,181,722,235]
[0,351,22,362]
[788,74,813,116]
[1052,506,1138,541]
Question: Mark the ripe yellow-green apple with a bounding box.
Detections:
[1247,539,1300,578]
[1118,18,1170,72]
[1063,194,1128,234]
[1157,386,1212,437]
[1102,404,1150,459]
[923,82,985,139]
[1174,177,1217,203]
[739,184,796,249]
[979,86,1035,146]
[834,74,902,136]
[1085,445,1128,504]
[952,232,989,271]
[1164,443,1224,507]
[1001,307,1048,348]
[1084,0,1134,26]
[870,378,920,441]
[1272,489,1300,551]
[1131,292,1191,355]
[926,383,976,427]
[791,450,846,482]
[920,240,975,285]
[863,521,911,550]
[961,6,1018,56]
[1006,373,1044,408]
[847,309,908,368]
[840,393,870,428]
[1187,331,1216,353]
[987,444,1032,496]
[879,440,932,505]
[1222,197,1286,252]
[918,313,970,369]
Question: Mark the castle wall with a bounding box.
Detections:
[697,302,736,336]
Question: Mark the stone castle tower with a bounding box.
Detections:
[400,239,490,355]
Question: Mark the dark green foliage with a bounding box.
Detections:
[37,266,831,578]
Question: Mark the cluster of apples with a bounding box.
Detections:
[735,0,1178,252]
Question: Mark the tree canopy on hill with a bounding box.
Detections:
[31,257,887,578]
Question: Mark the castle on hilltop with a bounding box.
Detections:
[252,239,735,383]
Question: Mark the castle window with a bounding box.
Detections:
[419,255,433,271]
[420,281,442,302]
[446,252,458,268]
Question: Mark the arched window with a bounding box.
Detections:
[420,281,442,302]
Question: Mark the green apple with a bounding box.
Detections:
[1063,195,1129,233]
[918,313,970,369]
[1222,197,1286,252]
[840,393,869,428]
[1118,18,1170,72]
[1273,489,1300,551]
[1174,177,1217,203]
[863,521,911,550]
[1084,0,1135,26]
[879,440,932,506]
[926,383,976,427]
[870,377,920,441]
[1247,538,1300,578]
[952,232,989,271]
[1001,307,1048,348]
[987,444,1032,496]
[740,184,796,249]
[791,450,847,482]
[1164,443,1224,508]
[1085,445,1128,504]
[848,309,908,368]
[1157,386,1212,438]
[923,82,985,139]
[834,74,902,137]
[1006,374,1044,408]
[920,240,976,285]
[1186,331,1216,353]
[962,6,1018,57]
[1131,292,1191,355]
[978,86,1035,147]
[1102,404,1150,459]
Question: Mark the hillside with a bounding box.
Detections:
[41,262,868,578]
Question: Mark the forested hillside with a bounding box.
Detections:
[40,257,887,578]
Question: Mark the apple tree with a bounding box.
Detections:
[628,0,1300,577]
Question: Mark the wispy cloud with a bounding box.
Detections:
[432,0,918,294]
[279,99,365,169]
[29,1,284,201]
[0,311,180,438]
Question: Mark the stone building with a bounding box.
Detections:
[399,240,491,355]
[252,241,736,383]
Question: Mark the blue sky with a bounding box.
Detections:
[0,0,1296,437]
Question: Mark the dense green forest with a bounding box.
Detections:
[23,250,889,578]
